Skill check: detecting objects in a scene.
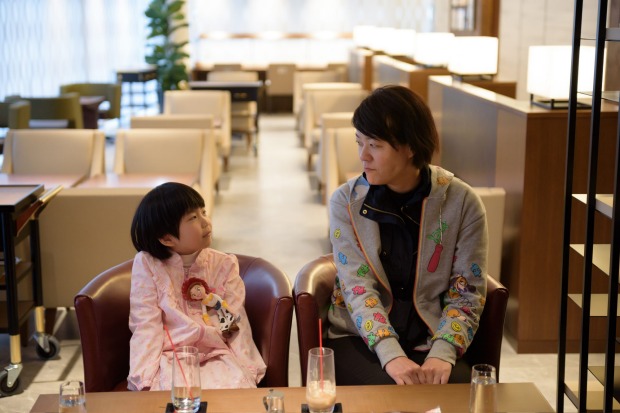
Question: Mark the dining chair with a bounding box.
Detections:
[293,70,344,131]
[206,71,260,151]
[1,129,105,177]
[113,128,217,215]
[23,93,84,128]
[265,63,296,112]
[74,254,293,392]
[163,90,232,171]
[293,254,509,385]
[0,99,30,129]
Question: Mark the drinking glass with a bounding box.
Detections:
[305,347,336,413]
[469,364,497,413]
[59,380,86,413]
[263,388,285,413]
[171,346,201,413]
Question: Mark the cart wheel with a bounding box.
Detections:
[0,370,21,397]
[35,335,60,360]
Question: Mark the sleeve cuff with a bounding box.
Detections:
[427,339,457,365]
[374,337,407,368]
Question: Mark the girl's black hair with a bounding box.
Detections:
[352,85,438,169]
[131,182,205,260]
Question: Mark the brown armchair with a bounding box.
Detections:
[74,254,293,392]
[293,254,508,385]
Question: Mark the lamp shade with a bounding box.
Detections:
[526,45,596,100]
[447,36,498,76]
[413,32,455,67]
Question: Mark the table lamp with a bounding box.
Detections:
[526,45,596,109]
[447,36,498,80]
[413,32,455,67]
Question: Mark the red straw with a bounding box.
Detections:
[318,318,324,388]
[164,325,194,399]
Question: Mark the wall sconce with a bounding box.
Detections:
[447,36,498,80]
[413,32,455,67]
[527,45,596,109]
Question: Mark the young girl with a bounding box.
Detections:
[127,182,266,391]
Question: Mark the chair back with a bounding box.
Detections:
[60,83,122,120]
[0,100,30,129]
[24,93,83,128]
[74,254,293,392]
[266,63,296,96]
[113,128,216,214]
[1,129,105,177]
[293,254,508,385]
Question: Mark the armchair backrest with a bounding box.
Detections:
[113,128,216,214]
[0,100,30,129]
[1,129,105,177]
[74,254,293,392]
[60,83,122,119]
[293,254,508,385]
[293,71,343,115]
[324,127,361,205]
[24,93,83,128]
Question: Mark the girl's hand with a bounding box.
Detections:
[420,357,452,384]
[385,357,421,384]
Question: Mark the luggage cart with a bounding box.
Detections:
[0,184,63,396]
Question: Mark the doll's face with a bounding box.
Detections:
[189,283,206,300]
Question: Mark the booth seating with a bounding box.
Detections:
[293,253,509,385]
[303,88,367,170]
[74,254,294,392]
[316,113,355,202]
[293,70,344,131]
[1,129,105,177]
[163,90,232,171]
[129,114,222,188]
[113,128,217,215]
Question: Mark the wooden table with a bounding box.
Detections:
[29,383,554,413]
[0,174,85,189]
[76,173,197,189]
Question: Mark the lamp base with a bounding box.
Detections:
[529,94,591,110]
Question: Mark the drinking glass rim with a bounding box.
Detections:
[309,347,334,357]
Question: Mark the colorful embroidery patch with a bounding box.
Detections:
[356,315,362,329]
[364,320,373,331]
[377,328,391,338]
[334,228,341,239]
[338,252,347,265]
[471,263,482,277]
[365,297,378,307]
[357,263,370,277]
[366,332,377,347]
[373,312,386,323]
[352,285,366,295]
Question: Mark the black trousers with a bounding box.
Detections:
[323,336,472,385]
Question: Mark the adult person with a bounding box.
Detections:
[325,85,488,385]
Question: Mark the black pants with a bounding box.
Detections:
[323,336,472,385]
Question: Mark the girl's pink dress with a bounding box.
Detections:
[127,249,266,391]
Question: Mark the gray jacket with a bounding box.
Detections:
[327,165,488,367]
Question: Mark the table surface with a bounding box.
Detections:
[76,173,197,189]
[0,185,44,213]
[29,383,554,413]
[0,174,84,189]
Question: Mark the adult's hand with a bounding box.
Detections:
[384,356,421,384]
[419,357,452,384]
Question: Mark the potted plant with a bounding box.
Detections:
[144,0,189,109]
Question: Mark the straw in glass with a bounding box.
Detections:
[164,325,194,399]
[318,318,324,389]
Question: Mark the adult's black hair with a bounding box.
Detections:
[352,85,438,169]
[131,182,205,260]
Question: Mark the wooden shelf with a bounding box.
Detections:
[573,194,614,218]
[568,293,620,316]
[570,244,614,276]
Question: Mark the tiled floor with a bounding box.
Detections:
[0,114,605,412]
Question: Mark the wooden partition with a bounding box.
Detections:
[348,47,375,91]
[428,75,619,353]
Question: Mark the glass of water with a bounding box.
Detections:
[59,380,86,413]
[469,364,497,413]
[171,346,201,413]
